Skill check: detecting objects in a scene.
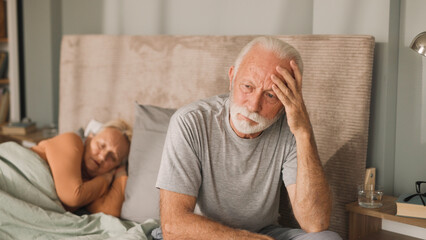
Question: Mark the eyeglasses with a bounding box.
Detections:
[404,181,426,206]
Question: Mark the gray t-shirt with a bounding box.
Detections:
[156,94,297,232]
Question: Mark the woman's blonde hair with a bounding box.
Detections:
[101,119,133,143]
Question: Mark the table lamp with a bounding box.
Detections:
[410,31,426,56]
[411,31,426,144]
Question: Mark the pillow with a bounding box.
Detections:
[74,119,104,140]
[83,119,103,137]
[121,103,176,223]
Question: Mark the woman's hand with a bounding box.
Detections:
[114,165,127,179]
[101,169,115,185]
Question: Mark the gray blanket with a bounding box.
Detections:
[0,142,159,239]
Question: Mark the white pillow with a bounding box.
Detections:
[84,119,103,137]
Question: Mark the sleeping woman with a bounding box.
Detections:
[31,119,132,217]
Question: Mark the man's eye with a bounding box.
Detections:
[240,84,253,93]
[266,93,275,98]
[265,92,279,104]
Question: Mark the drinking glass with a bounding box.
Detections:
[358,184,383,208]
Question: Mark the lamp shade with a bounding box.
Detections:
[410,31,426,57]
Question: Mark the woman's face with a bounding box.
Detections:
[83,127,130,178]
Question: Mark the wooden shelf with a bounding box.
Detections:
[0,78,9,84]
[0,38,7,43]
[346,195,426,239]
[0,128,53,146]
[346,195,426,228]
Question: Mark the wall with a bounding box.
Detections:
[395,0,426,195]
[26,0,314,123]
[23,0,425,201]
[311,0,426,202]
[313,1,425,237]
[313,0,400,195]
[23,0,57,127]
[62,0,103,34]
[62,0,314,35]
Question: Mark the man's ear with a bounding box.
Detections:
[228,66,235,91]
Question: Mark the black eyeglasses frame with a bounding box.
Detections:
[404,181,426,206]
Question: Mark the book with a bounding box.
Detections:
[2,121,36,135]
[0,87,4,106]
[0,0,6,38]
[0,87,8,124]
[0,51,8,78]
[396,193,426,219]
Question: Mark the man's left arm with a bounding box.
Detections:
[272,60,332,232]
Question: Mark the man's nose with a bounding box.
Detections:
[247,93,262,113]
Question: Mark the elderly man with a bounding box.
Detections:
[155,36,342,240]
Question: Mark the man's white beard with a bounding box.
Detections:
[229,94,283,135]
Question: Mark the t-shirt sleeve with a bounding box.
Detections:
[155,111,202,197]
[282,134,297,186]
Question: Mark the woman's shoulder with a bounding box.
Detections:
[45,132,84,151]
[53,132,83,142]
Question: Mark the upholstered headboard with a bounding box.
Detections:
[59,35,374,238]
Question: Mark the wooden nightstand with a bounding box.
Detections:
[346,195,426,240]
[0,128,53,147]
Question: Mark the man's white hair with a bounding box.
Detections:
[233,36,304,80]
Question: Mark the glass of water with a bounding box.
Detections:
[358,184,384,208]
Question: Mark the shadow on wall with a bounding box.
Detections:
[279,133,367,239]
[365,42,396,195]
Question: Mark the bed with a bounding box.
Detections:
[1,35,375,239]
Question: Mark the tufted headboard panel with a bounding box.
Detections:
[59,35,374,238]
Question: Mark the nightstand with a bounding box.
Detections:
[0,128,53,147]
[346,195,426,240]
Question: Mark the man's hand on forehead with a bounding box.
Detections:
[270,60,311,136]
[271,60,301,102]
[278,63,295,78]
[271,61,295,84]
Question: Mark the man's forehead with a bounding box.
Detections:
[240,58,292,80]
[244,45,292,71]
